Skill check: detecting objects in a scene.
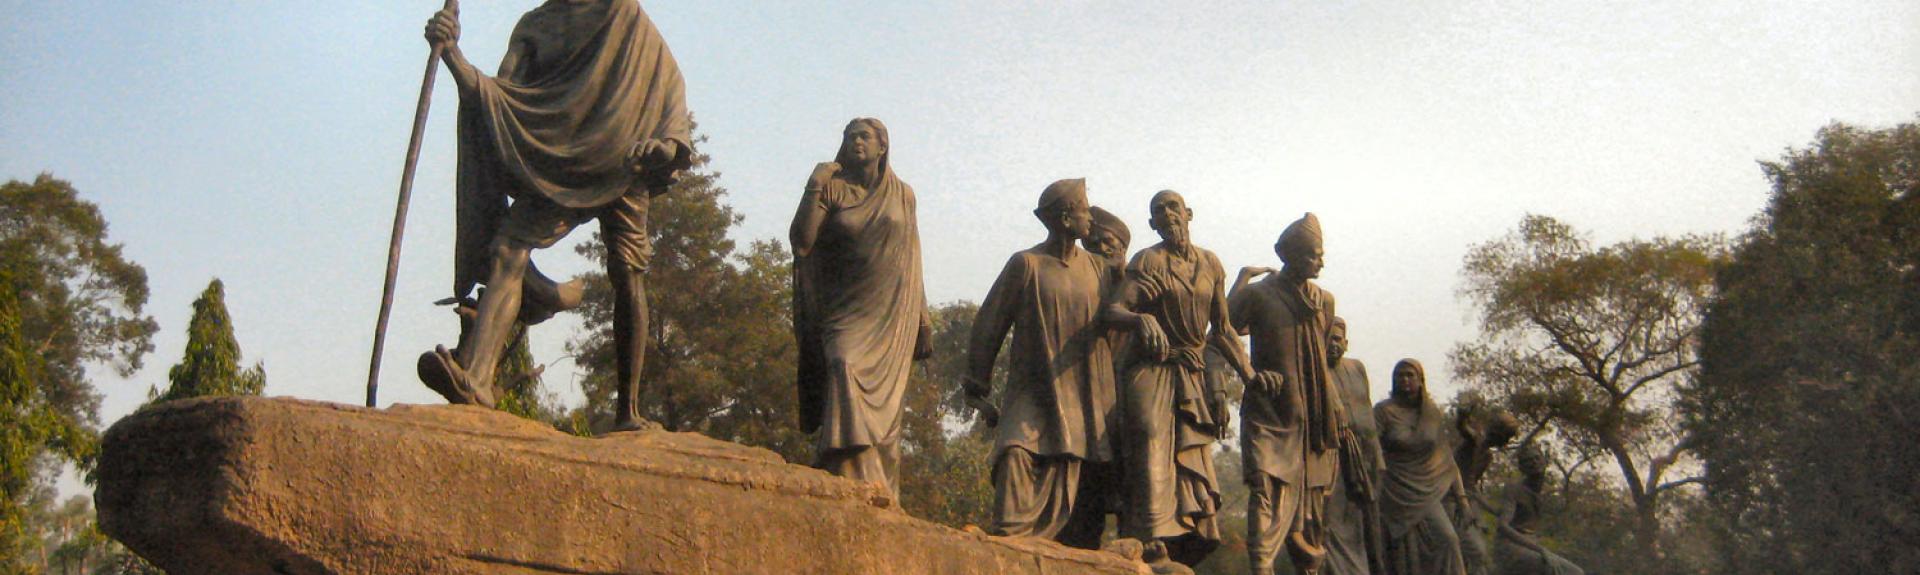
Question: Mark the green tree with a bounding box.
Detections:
[2,266,78,571]
[151,279,263,402]
[493,324,585,436]
[895,301,995,529]
[0,175,157,445]
[1687,119,1920,574]
[18,494,159,575]
[566,129,809,460]
[1450,214,1724,571]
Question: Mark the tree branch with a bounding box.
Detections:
[1652,476,1705,494]
[1527,310,1611,394]
[1623,359,1701,399]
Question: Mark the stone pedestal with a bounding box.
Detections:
[97,397,1144,574]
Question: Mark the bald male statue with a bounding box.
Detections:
[417,0,692,432]
[1104,191,1268,566]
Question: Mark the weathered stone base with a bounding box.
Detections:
[96,397,1145,574]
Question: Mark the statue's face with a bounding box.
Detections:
[1148,192,1190,243]
[1086,228,1127,259]
[842,124,884,166]
[1282,244,1325,280]
[1518,449,1546,476]
[1392,363,1424,399]
[1327,328,1348,363]
[1061,198,1092,240]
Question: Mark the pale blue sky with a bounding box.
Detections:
[3,0,1915,474]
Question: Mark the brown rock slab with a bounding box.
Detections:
[96,397,1145,574]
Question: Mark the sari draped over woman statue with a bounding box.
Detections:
[1375,359,1468,575]
[792,118,928,498]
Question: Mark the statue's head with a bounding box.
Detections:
[1392,358,1426,403]
[1147,190,1192,247]
[836,118,889,173]
[1085,206,1131,260]
[1034,179,1092,240]
[1276,213,1325,281]
[1328,316,1349,364]
[1517,442,1548,477]
[1487,411,1521,447]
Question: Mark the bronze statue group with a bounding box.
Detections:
[413,2,1581,574]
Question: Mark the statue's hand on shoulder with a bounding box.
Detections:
[424,6,460,50]
[807,162,841,192]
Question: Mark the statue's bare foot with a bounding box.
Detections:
[608,416,662,433]
[417,346,496,408]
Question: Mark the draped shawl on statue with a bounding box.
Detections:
[794,156,925,444]
[1273,278,1340,453]
[453,0,693,298]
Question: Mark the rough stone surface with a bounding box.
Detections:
[97,397,1146,574]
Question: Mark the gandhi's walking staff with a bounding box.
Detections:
[366,0,459,407]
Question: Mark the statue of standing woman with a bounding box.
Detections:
[791,118,932,499]
[1376,359,1469,575]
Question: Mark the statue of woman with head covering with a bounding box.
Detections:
[790,118,932,499]
[1374,359,1469,575]
[1493,445,1586,575]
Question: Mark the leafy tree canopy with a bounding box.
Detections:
[1688,118,1920,574]
[153,279,264,403]
[0,175,157,453]
[1450,213,1725,571]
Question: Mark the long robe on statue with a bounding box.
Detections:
[452,0,693,303]
[969,243,1116,544]
[1229,274,1341,574]
[1112,243,1244,563]
[793,121,925,498]
[1376,360,1468,575]
[1326,357,1383,575]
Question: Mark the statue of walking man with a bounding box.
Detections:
[1228,213,1343,575]
[1104,191,1268,567]
[417,0,693,431]
[965,179,1117,548]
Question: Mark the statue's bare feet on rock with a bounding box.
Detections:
[418,345,495,408]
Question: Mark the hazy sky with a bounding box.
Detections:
[3,0,1915,479]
